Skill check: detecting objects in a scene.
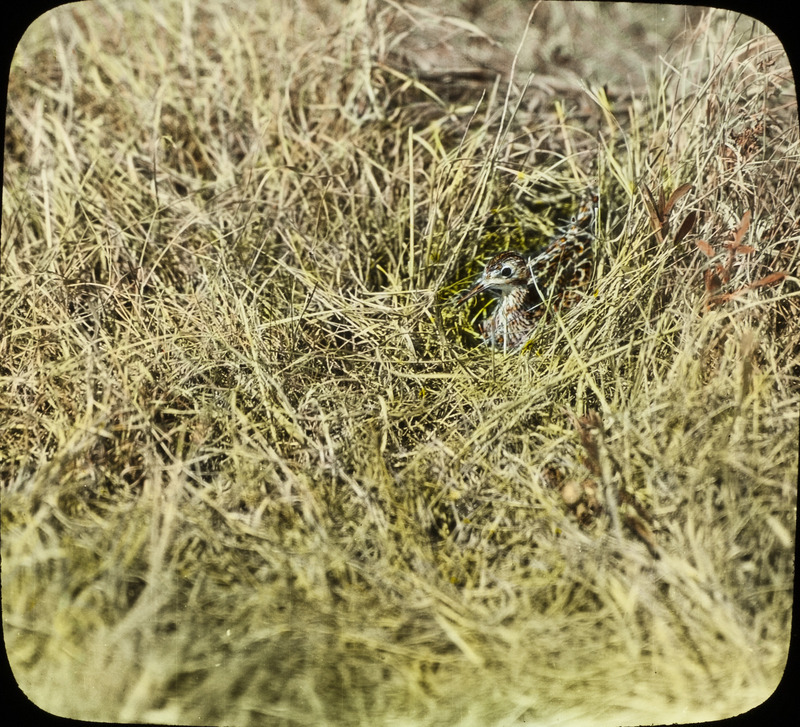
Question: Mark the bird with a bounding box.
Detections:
[456,189,598,351]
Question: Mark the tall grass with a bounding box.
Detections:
[2,1,797,725]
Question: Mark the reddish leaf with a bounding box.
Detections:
[705,292,730,309]
[695,239,715,257]
[732,210,751,247]
[704,268,722,293]
[664,183,693,216]
[705,271,786,311]
[747,271,787,288]
[718,261,731,285]
[674,211,697,246]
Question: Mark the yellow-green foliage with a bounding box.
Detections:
[2,1,797,725]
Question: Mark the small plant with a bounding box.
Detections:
[696,210,788,309]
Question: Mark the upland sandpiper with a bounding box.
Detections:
[457,190,598,351]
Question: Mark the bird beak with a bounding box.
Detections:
[456,279,487,305]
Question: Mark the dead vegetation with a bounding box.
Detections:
[2,1,797,725]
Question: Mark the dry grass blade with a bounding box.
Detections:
[642,182,663,233]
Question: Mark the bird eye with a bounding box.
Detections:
[500,266,513,277]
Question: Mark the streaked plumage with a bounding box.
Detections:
[457,190,598,350]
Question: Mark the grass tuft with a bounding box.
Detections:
[2,2,797,725]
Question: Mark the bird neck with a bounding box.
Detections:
[498,284,534,313]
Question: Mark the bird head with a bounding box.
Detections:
[456,251,530,304]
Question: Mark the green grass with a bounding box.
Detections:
[2,1,798,725]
